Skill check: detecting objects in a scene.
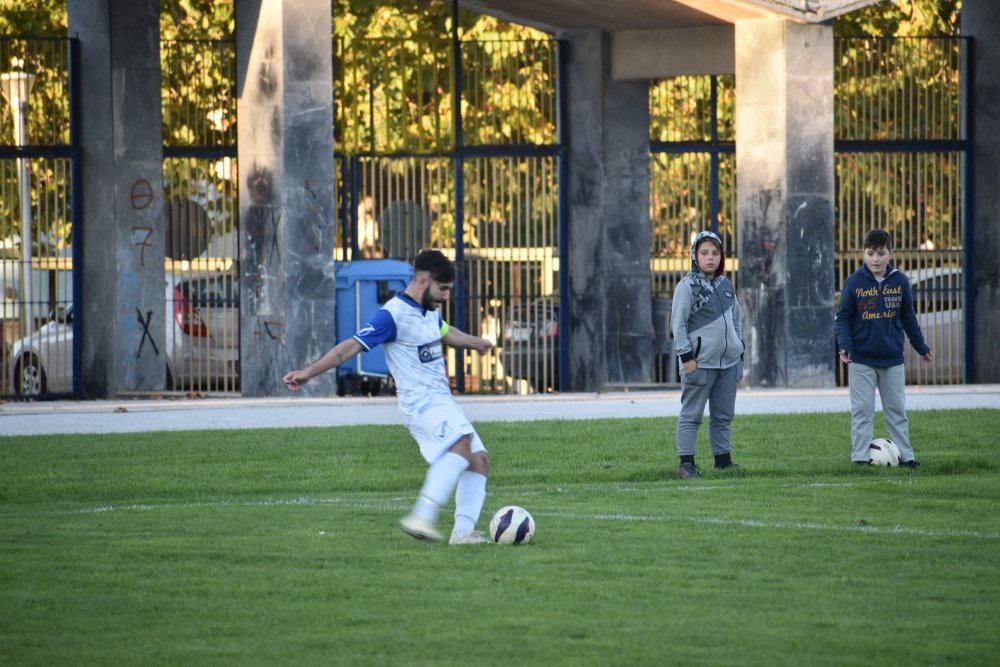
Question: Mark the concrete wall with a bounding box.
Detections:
[611,26,735,79]
[60,1,994,397]
[735,19,836,388]
[236,0,337,397]
[962,0,1000,382]
[68,0,166,398]
[564,30,653,391]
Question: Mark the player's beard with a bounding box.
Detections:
[420,285,440,310]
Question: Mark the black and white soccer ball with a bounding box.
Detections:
[489,505,535,545]
[868,438,901,466]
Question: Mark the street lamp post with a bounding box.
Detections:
[1,69,37,336]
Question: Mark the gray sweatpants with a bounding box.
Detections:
[848,362,916,463]
[676,365,738,457]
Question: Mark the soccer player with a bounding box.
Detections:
[835,228,932,468]
[283,250,493,545]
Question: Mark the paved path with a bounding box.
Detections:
[2,384,998,438]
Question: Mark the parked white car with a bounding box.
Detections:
[6,304,75,395]
[904,266,964,384]
[6,272,239,396]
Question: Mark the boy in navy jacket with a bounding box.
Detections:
[835,229,932,468]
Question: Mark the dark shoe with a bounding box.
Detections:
[715,462,739,471]
[854,461,871,466]
[900,460,921,469]
[677,462,701,479]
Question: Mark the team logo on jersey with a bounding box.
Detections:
[418,340,443,363]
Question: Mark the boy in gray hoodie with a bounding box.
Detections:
[671,231,745,479]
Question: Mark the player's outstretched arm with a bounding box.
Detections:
[443,327,493,354]
[283,338,364,391]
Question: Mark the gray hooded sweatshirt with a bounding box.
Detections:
[671,268,744,371]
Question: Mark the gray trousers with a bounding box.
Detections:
[848,362,916,462]
[676,365,738,457]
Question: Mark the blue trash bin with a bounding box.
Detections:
[334,259,413,395]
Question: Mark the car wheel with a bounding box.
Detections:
[14,354,46,396]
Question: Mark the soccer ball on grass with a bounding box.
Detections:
[868,438,901,466]
[489,505,535,545]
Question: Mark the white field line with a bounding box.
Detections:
[44,480,998,541]
[536,511,999,540]
[67,478,909,515]
[507,477,916,497]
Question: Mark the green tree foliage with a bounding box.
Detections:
[159,2,236,247]
[835,0,961,37]
[0,0,66,36]
[160,0,234,147]
[161,0,233,40]
[5,0,965,264]
[1,0,70,256]
[331,1,557,260]
[647,1,963,272]
[834,2,964,254]
[333,0,553,153]
[649,75,736,268]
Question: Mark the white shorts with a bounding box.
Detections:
[405,398,486,463]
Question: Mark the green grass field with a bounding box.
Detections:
[2,409,999,666]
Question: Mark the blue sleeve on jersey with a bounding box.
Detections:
[353,308,397,351]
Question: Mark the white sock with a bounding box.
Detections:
[452,471,487,537]
[411,452,469,522]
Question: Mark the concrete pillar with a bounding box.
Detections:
[962,0,1000,382]
[564,30,653,391]
[68,0,165,398]
[735,19,836,388]
[235,0,337,396]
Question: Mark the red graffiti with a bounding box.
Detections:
[130,179,154,210]
[133,226,154,265]
[263,320,285,346]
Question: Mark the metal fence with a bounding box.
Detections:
[161,38,240,393]
[335,35,564,394]
[649,75,737,384]
[0,37,76,398]
[0,32,970,398]
[651,36,968,386]
[833,36,968,385]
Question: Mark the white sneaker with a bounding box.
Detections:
[399,514,442,543]
[449,530,490,545]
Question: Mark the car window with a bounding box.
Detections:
[912,270,961,315]
[178,275,238,308]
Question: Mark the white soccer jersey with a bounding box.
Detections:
[353,292,452,418]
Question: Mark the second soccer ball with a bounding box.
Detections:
[868,438,901,466]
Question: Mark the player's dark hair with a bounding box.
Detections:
[863,229,893,252]
[414,249,455,283]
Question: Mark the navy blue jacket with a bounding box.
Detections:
[835,264,930,368]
